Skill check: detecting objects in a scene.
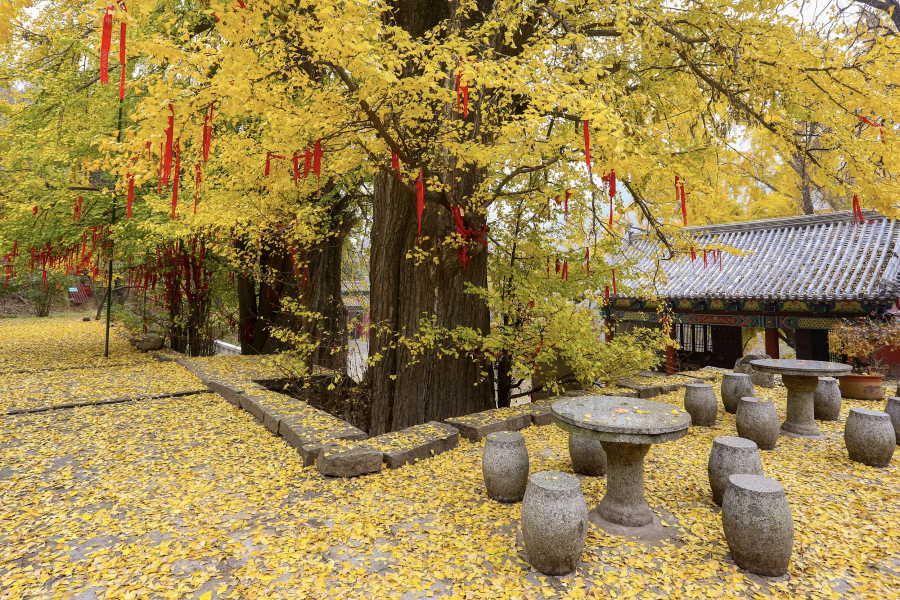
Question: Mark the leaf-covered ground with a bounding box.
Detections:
[1,318,898,599]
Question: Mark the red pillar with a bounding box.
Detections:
[765,327,780,359]
[666,324,677,375]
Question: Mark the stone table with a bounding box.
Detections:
[750,359,852,440]
[552,396,691,527]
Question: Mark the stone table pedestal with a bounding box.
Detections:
[750,359,852,440]
[552,396,691,528]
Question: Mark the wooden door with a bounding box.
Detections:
[711,326,743,368]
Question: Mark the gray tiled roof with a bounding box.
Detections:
[625,210,900,302]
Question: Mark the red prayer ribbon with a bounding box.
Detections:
[265,152,284,176]
[585,248,590,276]
[391,151,402,181]
[564,189,570,221]
[171,140,181,219]
[203,102,214,162]
[313,139,323,179]
[859,116,886,144]
[612,269,617,295]
[415,171,425,243]
[303,148,312,178]
[853,195,875,226]
[164,104,174,187]
[126,176,134,219]
[99,6,113,84]
[676,176,688,225]
[601,170,616,226]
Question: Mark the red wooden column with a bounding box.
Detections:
[666,323,678,375]
[765,327,780,359]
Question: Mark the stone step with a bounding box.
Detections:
[368,421,460,469]
[444,407,533,441]
[316,440,383,478]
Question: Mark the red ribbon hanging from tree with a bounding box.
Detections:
[203,102,214,162]
[676,176,688,225]
[585,248,590,276]
[99,6,113,84]
[415,171,425,243]
[391,150,402,181]
[157,142,164,193]
[560,259,568,281]
[564,189,570,222]
[313,139,323,180]
[456,67,468,117]
[703,249,708,268]
[858,115,886,144]
[126,175,134,218]
[32,206,37,216]
[171,140,181,219]
[612,268,617,294]
[194,162,201,213]
[164,104,174,187]
[264,151,284,176]
[691,246,697,261]
[302,148,312,178]
[450,205,487,273]
[853,195,875,226]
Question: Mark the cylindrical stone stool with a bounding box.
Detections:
[814,377,842,421]
[521,471,588,576]
[722,373,755,414]
[735,397,779,451]
[482,431,529,502]
[885,397,900,446]
[722,474,793,577]
[844,408,896,467]
[684,384,718,426]
[569,432,607,476]
[707,436,764,506]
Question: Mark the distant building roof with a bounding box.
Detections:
[624,209,900,302]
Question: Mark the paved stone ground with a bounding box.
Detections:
[1,318,899,599]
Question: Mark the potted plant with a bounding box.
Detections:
[828,318,900,400]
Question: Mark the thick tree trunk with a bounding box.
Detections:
[236,209,351,373]
[368,172,494,434]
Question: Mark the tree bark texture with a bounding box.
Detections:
[368,171,494,434]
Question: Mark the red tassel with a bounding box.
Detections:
[313,139,323,179]
[100,6,113,84]
[194,162,201,214]
[164,104,174,187]
[127,177,133,219]
[203,103,214,162]
[555,258,561,274]
[463,85,469,118]
[171,140,181,219]
[303,148,312,178]
[391,151,402,181]
[264,152,284,176]
[583,120,592,180]
[158,142,164,193]
[118,15,126,99]
[602,170,616,226]
[585,248,590,276]
[561,259,568,281]
[691,246,696,261]
[853,195,875,225]
[612,269,617,294]
[415,171,425,243]
[676,176,688,225]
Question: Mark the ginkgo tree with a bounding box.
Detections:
[2,0,897,433]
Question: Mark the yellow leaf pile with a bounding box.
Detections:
[0,321,898,599]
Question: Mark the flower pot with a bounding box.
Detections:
[838,374,884,401]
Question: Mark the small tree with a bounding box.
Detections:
[829,318,900,374]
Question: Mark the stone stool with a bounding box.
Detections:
[884,397,900,445]
[708,436,764,506]
[736,397,779,450]
[814,378,842,421]
[521,471,588,575]
[721,373,755,414]
[569,432,607,476]
[684,384,718,426]
[482,431,529,502]
[722,474,793,577]
[844,408,896,467]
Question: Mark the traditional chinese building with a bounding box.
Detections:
[611,210,900,374]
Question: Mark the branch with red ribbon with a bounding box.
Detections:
[601,170,616,227]
[675,176,688,225]
[858,115,887,144]
[852,195,875,226]
[450,205,487,273]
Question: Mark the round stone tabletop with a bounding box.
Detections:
[748,359,852,378]
[552,396,692,445]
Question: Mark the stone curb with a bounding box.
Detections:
[316,441,383,478]
[368,421,460,469]
[445,408,532,441]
